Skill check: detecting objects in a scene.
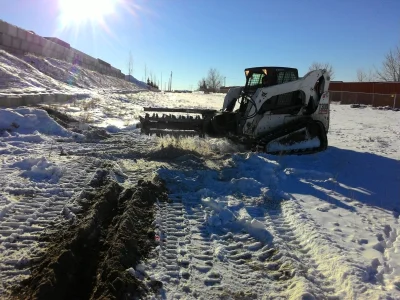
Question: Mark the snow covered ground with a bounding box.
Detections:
[1,49,400,299]
[0,95,399,299]
[139,103,400,300]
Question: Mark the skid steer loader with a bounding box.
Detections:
[139,67,330,155]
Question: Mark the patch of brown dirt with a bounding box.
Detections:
[146,144,202,160]
[11,171,169,300]
[41,106,110,140]
[40,106,79,128]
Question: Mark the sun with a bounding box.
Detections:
[59,0,117,26]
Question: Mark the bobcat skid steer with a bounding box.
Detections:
[139,67,330,155]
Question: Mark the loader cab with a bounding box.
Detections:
[240,67,302,115]
[243,67,299,95]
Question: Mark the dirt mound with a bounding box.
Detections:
[11,171,169,300]
[42,106,111,140]
[146,144,203,160]
[148,136,242,160]
[41,106,80,127]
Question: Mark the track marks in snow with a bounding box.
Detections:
[264,207,336,298]
[148,194,333,299]
[146,168,332,298]
[279,199,396,299]
[148,195,299,299]
[147,151,400,299]
[0,156,99,293]
[0,130,158,296]
[366,223,400,290]
[149,195,347,299]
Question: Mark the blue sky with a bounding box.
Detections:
[1,0,399,90]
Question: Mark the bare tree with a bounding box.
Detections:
[309,62,335,80]
[205,68,224,92]
[376,46,400,81]
[127,51,133,78]
[357,69,367,82]
[197,77,207,91]
[357,68,375,82]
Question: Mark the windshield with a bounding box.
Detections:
[276,70,298,84]
[246,73,264,87]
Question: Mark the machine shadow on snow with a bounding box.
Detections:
[161,145,399,252]
[278,146,400,216]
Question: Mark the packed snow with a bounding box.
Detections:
[0,49,400,299]
[146,139,400,299]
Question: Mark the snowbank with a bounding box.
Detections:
[0,107,81,137]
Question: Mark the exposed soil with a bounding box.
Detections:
[146,144,205,160]
[40,106,80,129]
[11,170,169,300]
[41,105,111,140]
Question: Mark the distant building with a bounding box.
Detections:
[219,86,240,93]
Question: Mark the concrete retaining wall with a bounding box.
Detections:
[0,19,125,79]
[0,93,78,108]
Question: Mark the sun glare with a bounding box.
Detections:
[59,0,117,26]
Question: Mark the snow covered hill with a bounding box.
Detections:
[0,49,144,95]
[125,74,150,90]
[0,50,400,299]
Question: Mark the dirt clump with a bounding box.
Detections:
[11,170,169,300]
[146,144,202,160]
[40,106,79,128]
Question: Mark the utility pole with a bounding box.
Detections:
[145,64,147,82]
[169,71,173,91]
[224,77,226,87]
[161,73,162,91]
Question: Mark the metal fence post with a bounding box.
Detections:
[372,82,375,106]
[394,94,397,109]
